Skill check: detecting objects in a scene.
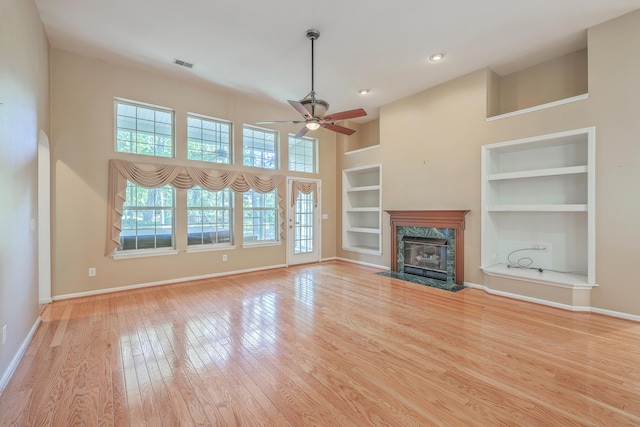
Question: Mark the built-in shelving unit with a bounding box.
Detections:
[342,164,382,255]
[481,128,596,292]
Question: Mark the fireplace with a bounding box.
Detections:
[386,210,469,285]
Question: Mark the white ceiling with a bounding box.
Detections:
[35,0,640,122]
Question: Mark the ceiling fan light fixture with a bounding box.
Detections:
[306,122,321,131]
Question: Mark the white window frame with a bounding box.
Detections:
[242,125,279,170]
[115,182,177,258]
[186,187,234,251]
[115,98,174,158]
[288,134,318,173]
[242,189,280,246]
[187,113,232,164]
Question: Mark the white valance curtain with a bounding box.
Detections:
[105,159,285,255]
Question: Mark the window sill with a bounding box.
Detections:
[112,249,178,260]
[242,241,281,249]
[186,244,236,254]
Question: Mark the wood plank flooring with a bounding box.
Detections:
[1,260,639,426]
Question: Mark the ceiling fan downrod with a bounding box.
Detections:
[306,29,320,100]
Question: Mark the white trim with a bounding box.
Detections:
[241,241,282,249]
[112,249,179,260]
[0,318,41,393]
[590,307,640,323]
[344,144,380,156]
[464,282,592,312]
[52,264,288,301]
[486,93,589,122]
[321,256,337,262]
[336,257,389,270]
[185,244,236,254]
[464,281,640,322]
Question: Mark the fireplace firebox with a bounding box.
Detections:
[402,236,448,280]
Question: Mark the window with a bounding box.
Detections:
[243,125,278,169]
[243,190,278,243]
[187,114,231,164]
[120,182,174,250]
[115,100,173,157]
[187,187,233,246]
[288,135,318,173]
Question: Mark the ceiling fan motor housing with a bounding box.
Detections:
[300,97,329,119]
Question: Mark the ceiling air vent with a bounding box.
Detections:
[173,59,194,69]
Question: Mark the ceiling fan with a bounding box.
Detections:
[257,29,367,138]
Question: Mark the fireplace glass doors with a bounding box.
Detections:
[402,236,448,281]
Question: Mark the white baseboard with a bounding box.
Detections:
[336,257,389,270]
[53,264,287,301]
[464,281,640,322]
[590,307,640,322]
[0,317,41,393]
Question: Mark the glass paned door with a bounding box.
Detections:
[287,179,320,264]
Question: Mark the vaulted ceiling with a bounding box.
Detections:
[35,0,640,121]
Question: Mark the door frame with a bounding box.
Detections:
[286,177,321,266]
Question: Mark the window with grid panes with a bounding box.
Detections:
[115,100,173,157]
[243,190,279,243]
[120,182,175,251]
[288,135,318,173]
[242,125,278,169]
[187,187,233,246]
[187,114,231,164]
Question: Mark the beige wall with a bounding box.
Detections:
[496,48,588,114]
[50,49,337,297]
[0,0,49,383]
[338,9,640,316]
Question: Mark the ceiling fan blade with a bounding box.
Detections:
[322,123,356,136]
[294,126,309,138]
[322,108,367,122]
[288,100,312,120]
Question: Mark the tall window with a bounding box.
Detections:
[243,125,278,169]
[288,135,318,173]
[187,187,233,246]
[120,182,174,250]
[115,99,173,157]
[243,190,278,243]
[187,114,231,164]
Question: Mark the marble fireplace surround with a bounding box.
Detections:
[387,210,470,285]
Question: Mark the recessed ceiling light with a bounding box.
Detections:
[359,89,370,95]
[429,53,444,62]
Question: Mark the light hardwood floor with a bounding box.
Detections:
[1,261,639,426]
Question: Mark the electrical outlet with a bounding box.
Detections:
[88,268,96,277]
[532,243,548,251]
[2,325,6,345]
[222,254,227,262]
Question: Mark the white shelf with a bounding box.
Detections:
[481,127,596,291]
[346,185,380,192]
[481,264,595,290]
[347,227,381,234]
[488,165,588,181]
[343,164,382,255]
[342,244,381,255]
[488,204,588,212]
